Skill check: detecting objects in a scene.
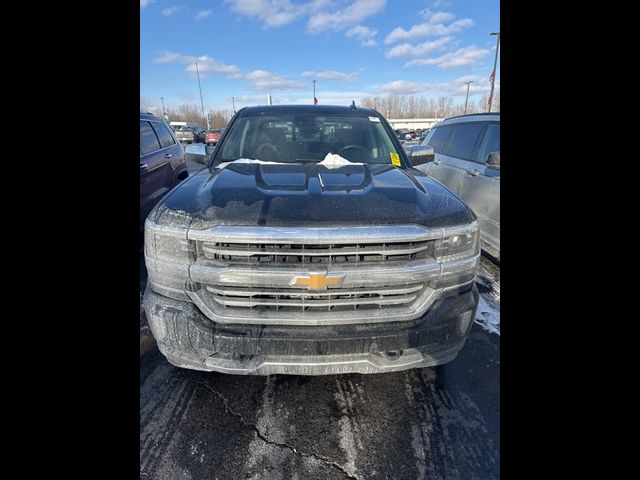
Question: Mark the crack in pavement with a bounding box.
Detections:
[181,372,363,480]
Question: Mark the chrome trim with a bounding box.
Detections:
[201,243,430,258]
[189,225,447,244]
[186,286,439,326]
[158,342,463,375]
[205,283,424,297]
[145,220,480,326]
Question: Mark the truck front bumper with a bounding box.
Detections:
[143,283,479,375]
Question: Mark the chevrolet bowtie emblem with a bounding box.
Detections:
[290,273,345,290]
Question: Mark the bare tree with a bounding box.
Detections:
[208,109,234,129]
[140,97,155,112]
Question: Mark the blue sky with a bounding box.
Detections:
[140,0,499,111]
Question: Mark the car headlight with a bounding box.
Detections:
[434,226,479,261]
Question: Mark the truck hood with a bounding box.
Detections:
[155,162,475,229]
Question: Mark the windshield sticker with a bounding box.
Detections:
[369,116,380,122]
[390,152,401,166]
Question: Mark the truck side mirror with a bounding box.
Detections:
[486,151,500,170]
[184,142,209,165]
[408,145,435,166]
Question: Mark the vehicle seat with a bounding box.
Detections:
[253,127,287,161]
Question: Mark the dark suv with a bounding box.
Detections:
[143,105,480,375]
[140,112,188,230]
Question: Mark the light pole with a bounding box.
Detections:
[231,96,236,114]
[464,81,474,114]
[487,31,500,112]
[195,60,206,125]
[160,96,168,122]
[313,80,317,104]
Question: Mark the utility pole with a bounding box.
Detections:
[313,80,317,104]
[160,96,168,122]
[195,60,206,125]
[487,31,500,112]
[464,81,474,114]
[231,96,236,114]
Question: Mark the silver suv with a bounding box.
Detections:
[418,113,500,261]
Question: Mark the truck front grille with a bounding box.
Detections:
[198,240,433,265]
[204,283,424,312]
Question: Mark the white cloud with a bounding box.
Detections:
[432,0,451,8]
[224,0,331,28]
[374,75,490,97]
[236,70,306,91]
[301,69,361,81]
[345,25,378,46]
[140,0,155,8]
[307,0,386,33]
[195,10,212,20]
[161,6,184,17]
[346,25,377,39]
[404,46,490,69]
[384,15,473,44]
[420,9,455,24]
[154,51,241,77]
[385,36,451,58]
[153,50,304,92]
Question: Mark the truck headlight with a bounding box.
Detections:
[144,219,194,297]
[144,220,194,264]
[435,227,480,261]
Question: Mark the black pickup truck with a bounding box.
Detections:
[143,105,480,375]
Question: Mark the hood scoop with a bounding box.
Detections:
[252,163,371,192]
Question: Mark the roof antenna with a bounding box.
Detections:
[350,100,356,110]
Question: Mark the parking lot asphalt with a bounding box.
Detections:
[140,236,500,479]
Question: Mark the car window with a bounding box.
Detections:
[446,124,485,161]
[151,122,176,149]
[476,124,500,164]
[422,126,452,154]
[140,121,161,155]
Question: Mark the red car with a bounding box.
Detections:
[205,128,224,146]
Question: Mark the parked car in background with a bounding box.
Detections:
[144,104,480,375]
[418,113,500,260]
[205,128,224,146]
[170,122,206,144]
[140,112,188,230]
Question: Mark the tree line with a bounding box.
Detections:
[140,92,499,129]
[360,93,499,119]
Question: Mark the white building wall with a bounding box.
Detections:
[386,118,441,130]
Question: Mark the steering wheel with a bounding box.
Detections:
[337,145,369,162]
[255,143,279,161]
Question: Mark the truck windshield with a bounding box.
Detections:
[219,113,400,164]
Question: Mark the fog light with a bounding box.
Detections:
[383,350,403,359]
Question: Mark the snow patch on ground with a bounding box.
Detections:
[475,294,500,335]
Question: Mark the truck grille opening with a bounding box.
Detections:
[204,283,424,312]
[198,241,433,265]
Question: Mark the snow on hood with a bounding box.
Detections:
[214,153,364,171]
[214,158,290,170]
[317,153,364,169]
